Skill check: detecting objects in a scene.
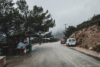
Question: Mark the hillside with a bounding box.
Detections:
[69,24,100,52]
[64,14,100,38]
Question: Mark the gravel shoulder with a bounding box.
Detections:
[63,44,100,58]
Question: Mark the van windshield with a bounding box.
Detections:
[72,39,75,41]
[69,39,75,42]
[69,39,71,42]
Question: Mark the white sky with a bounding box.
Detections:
[13,0,100,34]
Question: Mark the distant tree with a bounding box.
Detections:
[76,14,100,30]
[63,26,76,38]
[42,31,53,38]
[42,31,59,42]
[64,14,100,38]
[49,38,59,42]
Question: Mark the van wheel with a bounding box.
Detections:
[68,44,69,47]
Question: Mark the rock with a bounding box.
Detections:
[89,47,93,50]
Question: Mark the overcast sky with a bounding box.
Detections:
[14,0,100,34]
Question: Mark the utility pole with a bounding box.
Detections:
[64,24,67,41]
[64,24,67,31]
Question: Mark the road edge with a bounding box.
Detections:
[63,44,100,61]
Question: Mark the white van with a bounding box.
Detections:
[66,38,76,46]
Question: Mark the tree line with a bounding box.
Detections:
[30,31,59,43]
[0,0,55,37]
[64,14,100,38]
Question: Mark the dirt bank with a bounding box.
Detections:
[69,25,100,52]
[71,46,100,58]
[63,44,100,58]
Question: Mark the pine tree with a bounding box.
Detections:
[0,0,15,37]
[28,5,55,34]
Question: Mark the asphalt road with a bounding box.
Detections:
[7,42,100,67]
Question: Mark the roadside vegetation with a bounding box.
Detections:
[93,45,100,52]
[42,32,59,42]
[64,14,100,38]
[30,32,59,43]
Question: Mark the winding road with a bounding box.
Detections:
[7,42,100,67]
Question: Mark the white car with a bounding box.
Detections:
[66,38,76,46]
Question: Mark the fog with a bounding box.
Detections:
[13,0,100,34]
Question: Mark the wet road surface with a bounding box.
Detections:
[6,42,100,67]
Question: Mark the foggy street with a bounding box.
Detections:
[0,0,100,67]
[6,42,100,67]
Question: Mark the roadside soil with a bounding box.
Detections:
[63,44,100,58]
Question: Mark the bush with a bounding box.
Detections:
[93,47,97,51]
[76,41,82,45]
[49,38,59,42]
[93,46,100,52]
[85,45,88,49]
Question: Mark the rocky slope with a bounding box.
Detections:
[69,24,100,51]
